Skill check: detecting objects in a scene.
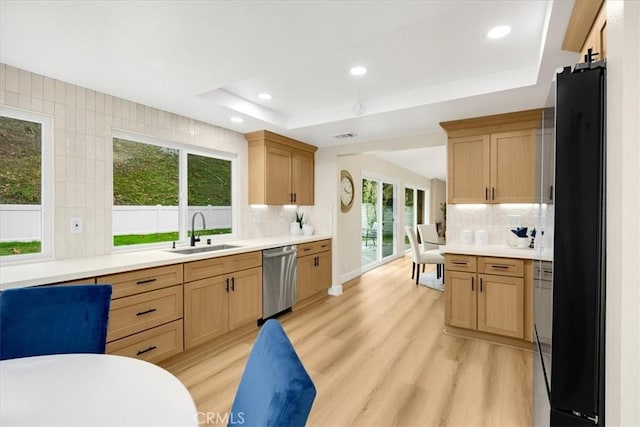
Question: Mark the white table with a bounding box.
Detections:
[0,354,198,427]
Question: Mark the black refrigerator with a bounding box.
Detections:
[533,62,606,426]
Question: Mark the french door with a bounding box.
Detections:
[361,176,396,270]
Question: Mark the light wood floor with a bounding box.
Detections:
[162,255,532,426]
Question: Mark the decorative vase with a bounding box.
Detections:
[302,224,314,235]
[290,222,302,235]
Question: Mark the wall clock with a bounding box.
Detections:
[340,169,355,213]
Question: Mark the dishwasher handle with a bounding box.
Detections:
[263,248,297,259]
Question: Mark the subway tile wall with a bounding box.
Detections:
[1,63,249,259]
[446,203,554,249]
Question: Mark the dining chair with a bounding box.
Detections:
[229,319,316,427]
[405,226,445,285]
[417,223,445,279]
[0,284,112,360]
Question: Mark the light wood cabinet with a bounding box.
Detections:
[445,254,531,341]
[441,110,541,204]
[99,264,185,363]
[245,130,317,205]
[447,135,490,203]
[296,239,332,306]
[183,252,262,349]
[580,2,606,61]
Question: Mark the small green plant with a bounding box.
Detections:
[295,211,304,229]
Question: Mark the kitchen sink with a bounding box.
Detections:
[169,244,240,255]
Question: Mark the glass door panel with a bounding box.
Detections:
[382,182,395,259]
[404,188,414,251]
[361,178,378,269]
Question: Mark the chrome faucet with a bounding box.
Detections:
[190,212,206,247]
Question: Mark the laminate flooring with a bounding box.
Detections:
[161,255,532,426]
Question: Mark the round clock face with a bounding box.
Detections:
[340,171,354,212]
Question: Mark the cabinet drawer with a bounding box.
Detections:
[184,251,261,282]
[478,257,524,277]
[297,239,331,257]
[106,319,183,364]
[445,254,477,272]
[98,264,183,299]
[107,285,183,342]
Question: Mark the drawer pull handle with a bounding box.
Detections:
[480,278,484,292]
[304,248,311,251]
[136,346,157,356]
[225,278,230,293]
[452,261,468,265]
[136,308,157,316]
[136,278,157,285]
[321,245,328,248]
[491,265,510,269]
[543,269,553,274]
[231,277,235,292]
[471,276,474,291]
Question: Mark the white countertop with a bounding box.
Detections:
[0,234,332,290]
[442,244,553,261]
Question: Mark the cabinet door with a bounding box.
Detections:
[445,271,477,330]
[184,276,228,349]
[314,251,332,294]
[265,144,292,204]
[490,130,536,203]
[228,267,263,330]
[477,274,524,339]
[447,135,490,203]
[296,255,316,302]
[292,150,314,205]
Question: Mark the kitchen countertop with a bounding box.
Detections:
[442,244,553,261]
[0,234,332,291]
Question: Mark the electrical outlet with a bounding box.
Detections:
[70,217,83,233]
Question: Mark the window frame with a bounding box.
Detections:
[0,106,53,263]
[111,130,237,251]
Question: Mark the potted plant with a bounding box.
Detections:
[290,211,304,235]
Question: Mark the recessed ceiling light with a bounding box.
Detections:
[350,66,367,76]
[258,93,272,100]
[230,117,244,123]
[487,25,511,39]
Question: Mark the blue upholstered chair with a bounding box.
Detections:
[0,284,112,360]
[229,319,316,427]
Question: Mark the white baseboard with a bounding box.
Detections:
[339,269,361,284]
[327,285,343,296]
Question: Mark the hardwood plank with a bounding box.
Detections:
[161,256,532,426]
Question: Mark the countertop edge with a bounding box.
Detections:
[0,234,332,290]
[442,244,553,261]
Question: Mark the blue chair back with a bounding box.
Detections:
[229,319,316,427]
[0,284,112,360]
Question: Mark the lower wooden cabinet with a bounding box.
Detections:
[477,274,524,338]
[445,271,477,330]
[445,254,530,341]
[183,266,262,349]
[106,319,183,364]
[296,240,332,305]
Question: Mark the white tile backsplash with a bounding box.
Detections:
[447,203,554,248]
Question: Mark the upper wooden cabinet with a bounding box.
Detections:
[441,109,541,204]
[245,130,318,205]
[563,0,607,61]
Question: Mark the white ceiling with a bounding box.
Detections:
[0,1,578,179]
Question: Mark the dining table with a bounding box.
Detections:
[0,353,198,427]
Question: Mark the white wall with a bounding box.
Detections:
[335,153,432,282]
[0,64,249,259]
[605,1,640,425]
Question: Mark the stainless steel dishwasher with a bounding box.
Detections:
[262,245,297,319]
